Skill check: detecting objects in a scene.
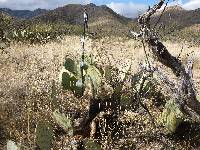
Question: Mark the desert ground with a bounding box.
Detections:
[0,36,200,149]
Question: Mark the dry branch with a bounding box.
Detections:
[135,0,200,122]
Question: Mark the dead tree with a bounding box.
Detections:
[131,0,200,122]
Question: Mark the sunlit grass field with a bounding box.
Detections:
[0,36,200,149]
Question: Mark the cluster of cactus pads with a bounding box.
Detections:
[124,70,185,132]
[61,55,102,97]
[34,55,102,149]
[34,111,74,149]
[33,62,185,150]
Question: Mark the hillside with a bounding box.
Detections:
[1,5,199,29]
[0,4,130,25]
[0,3,132,37]
[0,12,14,34]
[32,3,131,36]
[32,3,130,25]
[0,4,199,41]
[0,8,47,19]
[146,6,199,44]
[151,6,200,30]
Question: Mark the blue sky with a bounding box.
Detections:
[93,0,165,5]
[100,0,199,18]
[0,0,199,18]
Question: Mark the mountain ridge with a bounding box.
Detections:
[0,5,199,26]
[151,5,200,30]
[0,4,199,39]
[31,3,131,25]
[0,8,48,19]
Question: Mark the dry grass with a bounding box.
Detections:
[0,36,200,149]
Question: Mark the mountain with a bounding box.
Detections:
[0,8,48,19]
[149,6,200,44]
[32,3,130,25]
[0,4,199,39]
[30,3,132,36]
[151,6,200,30]
[0,3,133,36]
[0,3,130,24]
[1,5,199,28]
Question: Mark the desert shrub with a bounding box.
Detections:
[0,13,13,37]
[1,21,83,44]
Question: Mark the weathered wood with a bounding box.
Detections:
[137,0,200,122]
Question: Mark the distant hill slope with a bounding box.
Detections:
[31,3,132,36]
[151,6,200,30]
[0,3,132,36]
[148,6,199,44]
[32,3,130,25]
[0,8,48,19]
[0,5,199,28]
[0,12,14,31]
[0,4,199,40]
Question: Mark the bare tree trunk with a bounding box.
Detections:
[134,0,200,122]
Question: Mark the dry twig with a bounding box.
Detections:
[133,0,200,122]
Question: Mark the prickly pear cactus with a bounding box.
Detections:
[64,58,77,74]
[61,57,83,95]
[62,72,71,90]
[36,121,53,150]
[104,66,112,83]
[51,80,58,109]
[84,139,102,150]
[131,71,157,99]
[61,56,102,97]
[84,54,94,66]
[158,100,184,132]
[120,93,132,109]
[53,109,73,137]
[86,65,102,91]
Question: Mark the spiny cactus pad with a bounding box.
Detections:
[62,56,102,97]
[86,65,102,91]
[158,100,184,132]
[53,109,74,137]
[64,58,77,74]
[104,66,112,82]
[84,139,102,150]
[36,121,53,150]
[62,72,71,90]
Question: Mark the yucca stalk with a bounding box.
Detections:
[80,8,89,95]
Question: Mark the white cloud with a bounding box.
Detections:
[0,0,199,16]
[168,0,183,6]
[167,0,200,10]
[107,2,148,18]
[0,0,91,10]
[183,0,200,10]
[0,0,7,2]
[107,0,200,18]
[158,0,183,10]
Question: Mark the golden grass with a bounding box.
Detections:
[1,36,200,104]
[0,36,200,148]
